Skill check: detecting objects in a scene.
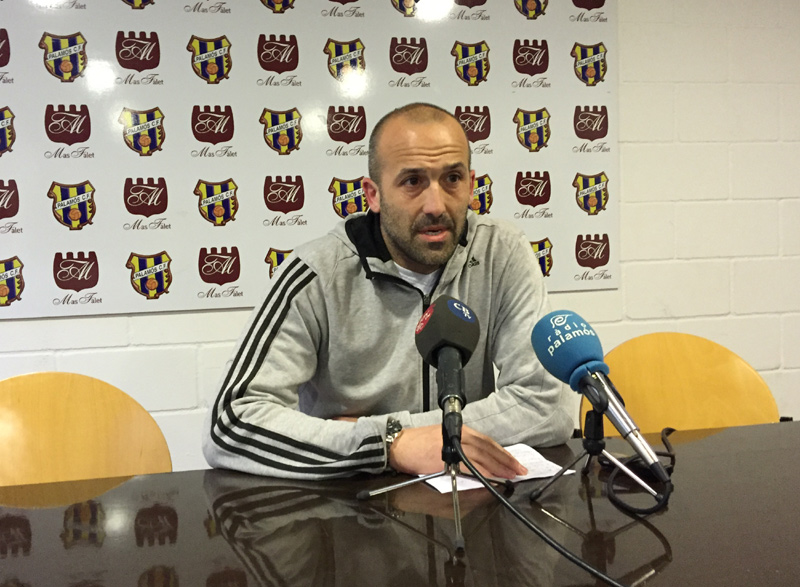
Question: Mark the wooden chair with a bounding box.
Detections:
[0,372,172,487]
[580,333,780,436]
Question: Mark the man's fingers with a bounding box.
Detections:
[460,427,527,479]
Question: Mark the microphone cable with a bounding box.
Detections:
[452,438,629,587]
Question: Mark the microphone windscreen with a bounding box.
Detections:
[531,310,607,390]
[415,295,480,368]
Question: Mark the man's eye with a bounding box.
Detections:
[402,177,420,186]
[447,174,462,183]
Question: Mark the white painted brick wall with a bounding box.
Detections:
[1,1,798,472]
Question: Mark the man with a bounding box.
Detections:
[203,103,573,480]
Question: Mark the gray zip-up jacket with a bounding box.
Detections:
[204,211,574,479]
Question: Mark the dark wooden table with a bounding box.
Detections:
[1,422,798,586]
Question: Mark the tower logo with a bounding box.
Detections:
[513,40,549,76]
[327,106,366,144]
[389,37,428,75]
[515,172,551,207]
[116,31,160,72]
[53,252,99,292]
[264,175,305,214]
[192,106,234,144]
[455,106,491,143]
[198,247,240,285]
[124,178,168,217]
[45,104,91,145]
[257,34,299,73]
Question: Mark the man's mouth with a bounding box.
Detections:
[418,225,450,242]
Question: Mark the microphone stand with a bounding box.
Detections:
[530,408,663,509]
[357,347,478,553]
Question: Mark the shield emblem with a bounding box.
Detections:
[514,108,550,152]
[455,0,487,5]
[470,175,493,215]
[120,0,156,8]
[0,28,10,68]
[45,104,91,146]
[116,31,160,72]
[455,106,491,143]
[391,0,418,16]
[188,36,232,84]
[264,175,305,214]
[192,105,234,144]
[514,0,548,19]
[451,41,490,86]
[513,40,549,76]
[571,42,607,86]
[575,234,610,269]
[390,37,428,75]
[259,0,296,12]
[0,179,19,219]
[127,252,172,299]
[573,172,609,215]
[574,0,605,9]
[260,108,302,155]
[327,106,367,144]
[257,34,299,73]
[329,177,368,218]
[265,248,293,278]
[574,106,608,141]
[39,32,88,82]
[0,256,24,307]
[531,239,553,276]
[323,38,366,81]
[48,181,96,230]
[194,179,238,226]
[124,177,168,217]
[53,252,100,292]
[60,501,106,548]
[198,247,240,285]
[515,171,551,207]
[0,106,15,157]
[118,107,165,156]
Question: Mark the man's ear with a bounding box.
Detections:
[363,177,381,213]
[469,169,476,185]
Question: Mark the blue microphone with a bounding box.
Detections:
[532,311,670,483]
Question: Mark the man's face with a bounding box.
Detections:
[365,116,474,274]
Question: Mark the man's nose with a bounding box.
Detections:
[421,183,446,217]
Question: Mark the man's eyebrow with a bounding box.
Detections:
[396,163,468,176]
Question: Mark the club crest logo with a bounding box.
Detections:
[198,247,240,285]
[192,106,234,144]
[391,0,418,16]
[451,41,489,86]
[323,39,366,81]
[188,36,232,84]
[515,172,551,207]
[195,179,238,226]
[135,506,178,547]
[60,501,106,549]
[574,106,608,141]
[0,29,10,68]
[455,106,490,143]
[513,40,549,76]
[514,0,548,19]
[0,180,19,220]
[574,0,605,8]
[327,106,366,144]
[45,104,91,145]
[264,175,305,213]
[40,32,87,82]
[0,257,24,307]
[53,252,99,292]
[571,43,607,86]
[0,107,14,157]
[124,177,168,217]
[120,0,156,8]
[259,0,295,13]
[260,108,302,155]
[118,107,165,156]
[573,172,609,215]
[390,37,428,75]
[48,181,96,230]
[470,174,493,215]
[575,234,610,269]
[514,108,550,152]
[257,34,299,73]
[329,177,368,218]
[116,31,160,72]
[531,239,553,276]
[127,252,172,300]
[265,248,292,278]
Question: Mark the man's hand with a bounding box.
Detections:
[387,424,528,479]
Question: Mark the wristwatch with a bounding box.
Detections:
[384,417,404,468]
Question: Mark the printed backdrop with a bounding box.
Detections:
[0,0,617,319]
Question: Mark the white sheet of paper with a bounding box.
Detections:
[424,443,574,494]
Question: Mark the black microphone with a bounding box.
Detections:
[531,310,670,484]
[415,295,480,440]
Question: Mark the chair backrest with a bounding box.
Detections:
[0,372,172,487]
[580,332,779,435]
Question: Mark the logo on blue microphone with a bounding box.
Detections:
[447,299,476,323]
